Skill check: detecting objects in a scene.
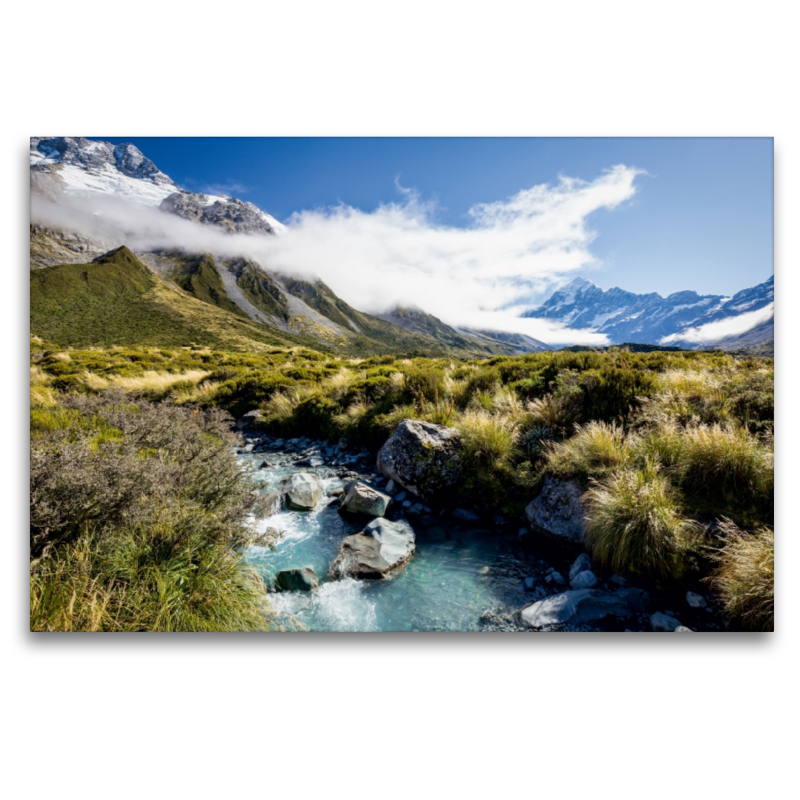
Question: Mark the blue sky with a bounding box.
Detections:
[96,137,773,300]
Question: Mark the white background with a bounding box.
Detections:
[2,2,796,798]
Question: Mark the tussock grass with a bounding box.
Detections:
[546,421,635,480]
[106,369,209,396]
[585,461,701,584]
[708,519,774,631]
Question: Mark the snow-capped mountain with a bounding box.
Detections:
[522,275,774,346]
[30,136,286,234]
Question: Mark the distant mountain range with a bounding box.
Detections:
[522,275,774,350]
[29,137,773,356]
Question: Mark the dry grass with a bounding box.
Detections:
[546,421,636,479]
[105,369,209,395]
[585,461,701,584]
[707,519,774,631]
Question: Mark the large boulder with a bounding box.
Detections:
[376,419,462,502]
[519,589,638,629]
[280,472,323,510]
[525,477,589,545]
[275,567,319,592]
[329,518,416,579]
[339,481,391,517]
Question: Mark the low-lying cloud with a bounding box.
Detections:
[32,165,644,345]
[660,302,775,344]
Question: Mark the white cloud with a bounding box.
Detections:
[31,164,642,346]
[660,302,774,344]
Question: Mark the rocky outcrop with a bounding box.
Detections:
[280,473,323,511]
[339,481,391,517]
[376,420,462,502]
[525,477,589,545]
[519,588,648,629]
[329,518,416,579]
[161,192,281,235]
[275,568,319,592]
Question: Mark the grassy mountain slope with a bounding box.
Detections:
[30,247,319,351]
[228,259,291,323]
[376,306,509,355]
[279,277,489,356]
[171,254,246,318]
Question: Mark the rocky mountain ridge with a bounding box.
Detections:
[523,275,774,349]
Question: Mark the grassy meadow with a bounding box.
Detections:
[30,336,774,630]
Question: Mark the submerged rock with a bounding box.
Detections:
[339,481,391,517]
[275,568,319,592]
[280,472,323,510]
[453,508,479,522]
[329,518,416,580]
[519,588,638,629]
[525,477,589,545]
[377,419,462,502]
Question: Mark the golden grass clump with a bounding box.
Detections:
[585,461,701,584]
[708,519,774,631]
[546,421,636,479]
[106,369,209,395]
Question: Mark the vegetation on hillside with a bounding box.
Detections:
[31,337,774,631]
[30,391,278,631]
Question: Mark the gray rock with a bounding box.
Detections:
[650,612,684,632]
[614,587,650,613]
[280,472,323,511]
[525,477,589,545]
[385,479,397,495]
[394,491,407,503]
[329,518,416,579]
[523,577,536,590]
[407,503,425,516]
[520,589,635,628]
[686,591,707,608]
[571,570,598,590]
[569,553,593,582]
[275,567,319,592]
[235,409,264,431]
[376,419,462,502]
[675,626,694,632]
[453,508,480,522]
[339,481,391,517]
[545,571,566,586]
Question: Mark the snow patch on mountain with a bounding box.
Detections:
[661,302,774,345]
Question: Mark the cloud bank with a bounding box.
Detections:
[32,165,644,345]
[660,302,775,344]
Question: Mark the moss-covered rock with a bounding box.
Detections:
[376,419,462,502]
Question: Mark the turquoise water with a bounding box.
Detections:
[238,447,547,632]
[237,439,723,632]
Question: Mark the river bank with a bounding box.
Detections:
[237,429,727,632]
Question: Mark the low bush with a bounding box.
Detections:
[30,395,276,631]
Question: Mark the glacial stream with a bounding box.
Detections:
[237,433,722,633]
